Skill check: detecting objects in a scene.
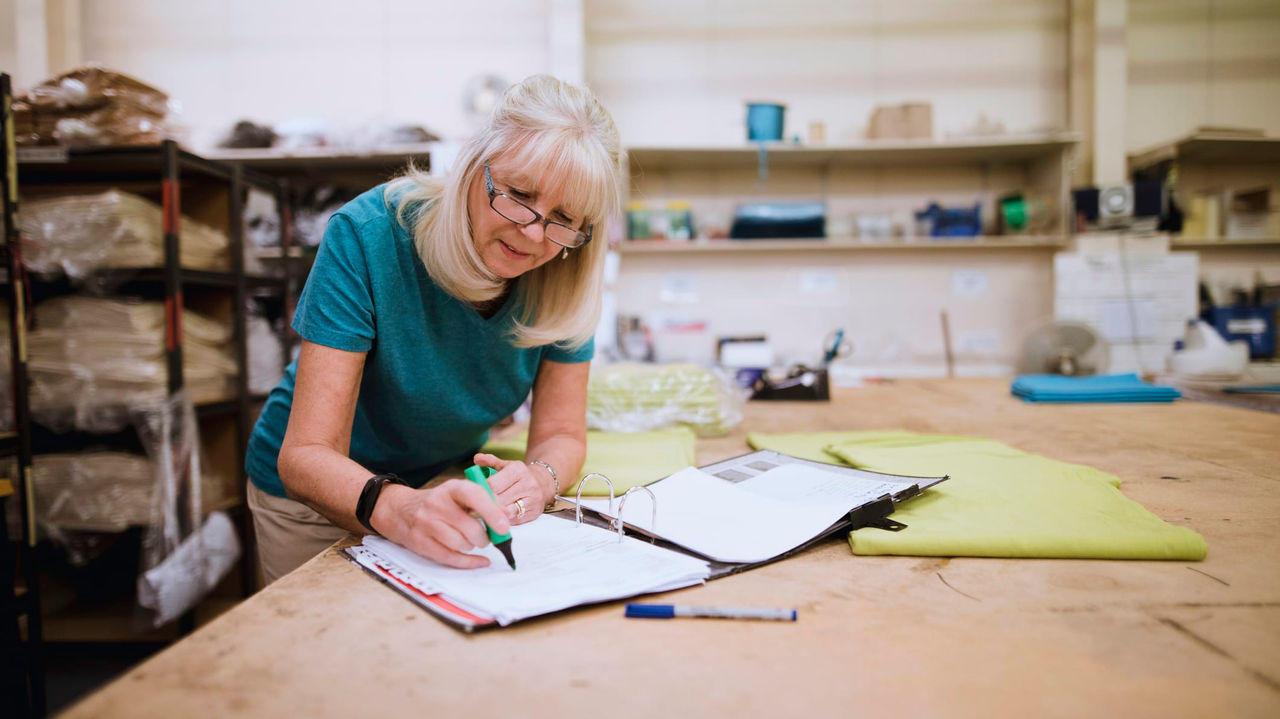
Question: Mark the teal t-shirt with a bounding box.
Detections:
[245,185,593,498]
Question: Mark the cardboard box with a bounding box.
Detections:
[868,102,933,140]
[1225,187,1279,239]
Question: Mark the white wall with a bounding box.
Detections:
[1128,0,1280,151]
[586,0,1071,146]
[2,0,1277,375]
[615,247,1056,376]
[0,0,15,80]
[4,0,1277,153]
[71,0,559,147]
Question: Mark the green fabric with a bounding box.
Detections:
[749,431,1207,561]
[481,427,696,496]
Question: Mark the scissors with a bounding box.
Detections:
[822,328,852,365]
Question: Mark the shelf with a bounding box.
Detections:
[15,267,290,296]
[1170,237,1280,248]
[95,267,236,288]
[0,432,17,459]
[16,143,278,190]
[617,236,1067,253]
[246,274,288,292]
[250,246,312,260]
[16,267,238,291]
[39,594,240,643]
[626,133,1079,170]
[204,495,244,515]
[195,398,240,418]
[204,143,434,172]
[1129,132,1280,171]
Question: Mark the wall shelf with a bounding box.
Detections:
[627,133,1079,170]
[617,236,1067,253]
[204,143,434,172]
[1170,237,1280,249]
[1129,132,1280,171]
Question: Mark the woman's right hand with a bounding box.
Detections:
[370,479,513,569]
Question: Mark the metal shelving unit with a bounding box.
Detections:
[1,73,293,716]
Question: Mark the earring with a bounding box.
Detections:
[561,247,569,260]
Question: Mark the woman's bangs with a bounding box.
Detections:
[505,133,615,225]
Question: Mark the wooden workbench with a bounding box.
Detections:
[63,379,1280,718]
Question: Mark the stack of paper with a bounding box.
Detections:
[1011,373,1181,403]
[351,515,710,627]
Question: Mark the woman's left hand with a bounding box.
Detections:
[472,453,551,525]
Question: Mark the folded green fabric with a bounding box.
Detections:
[749,431,1207,561]
[481,427,696,497]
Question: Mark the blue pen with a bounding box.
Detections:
[823,328,845,365]
[625,604,797,621]
[463,465,516,570]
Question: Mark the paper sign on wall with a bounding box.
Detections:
[799,269,838,295]
[951,270,989,298]
[660,272,700,304]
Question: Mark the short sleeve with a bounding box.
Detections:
[543,336,595,364]
[291,214,376,352]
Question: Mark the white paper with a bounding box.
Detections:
[575,466,900,564]
[363,515,709,626]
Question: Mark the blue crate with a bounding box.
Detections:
[1204,306,1277,359]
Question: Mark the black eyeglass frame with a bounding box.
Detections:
[483,164,593,249]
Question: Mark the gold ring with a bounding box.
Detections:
[514,497,527,519]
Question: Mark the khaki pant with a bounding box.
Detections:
[247,480,349,587]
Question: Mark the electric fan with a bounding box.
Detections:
[1017,320,1110,376]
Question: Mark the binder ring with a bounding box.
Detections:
[574,473,615,526]
[615,486,657,544]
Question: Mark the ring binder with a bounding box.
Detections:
[343,449,948,633]
[615,486,658,543]
[566,449,949,567]
[574,473,615,526]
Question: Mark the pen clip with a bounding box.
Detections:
[615,486,657,543]
[574,473,615,526]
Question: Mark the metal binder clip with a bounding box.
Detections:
[614,486,657,544]
[574,473,615,526]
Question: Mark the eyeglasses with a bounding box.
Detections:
[484,164,593,249]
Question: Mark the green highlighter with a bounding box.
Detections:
[463,465,517,570]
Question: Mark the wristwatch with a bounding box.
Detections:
[355,473,407,534]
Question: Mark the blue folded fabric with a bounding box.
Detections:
[1011,373,1181,403]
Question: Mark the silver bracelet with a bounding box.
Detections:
[528,459,559,509]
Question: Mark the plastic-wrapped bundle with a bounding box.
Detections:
[13,65,173,147]
[28,297,236,432]
[21,190,229,277]
[586,362,744,437]
[32,452,155,533]
[247,314,285,394]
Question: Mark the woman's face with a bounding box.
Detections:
[467,156,582,279]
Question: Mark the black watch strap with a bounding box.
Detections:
[355,473,406,534]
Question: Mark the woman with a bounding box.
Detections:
[244,75,622,584]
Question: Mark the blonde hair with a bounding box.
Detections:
[387,75,623,349]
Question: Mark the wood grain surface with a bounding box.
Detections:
[62,379,1280,718]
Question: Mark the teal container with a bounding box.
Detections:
[746,102,786,142]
